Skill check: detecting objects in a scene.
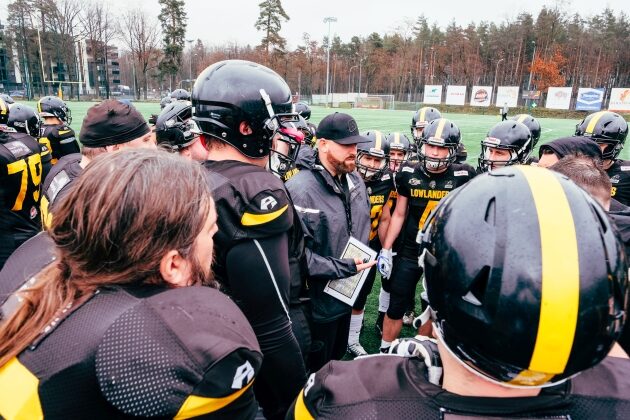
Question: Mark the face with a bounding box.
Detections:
[389,149,406,171]
[182,136,208,162]
[537,151,560,168]
[358,154,386,179]
[412,125,425,140]
[422,144,451,173]
[323,140,357,175]
[116,132,157,151]
[485,147,512,170]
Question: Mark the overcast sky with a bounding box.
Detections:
[2,0,628,49]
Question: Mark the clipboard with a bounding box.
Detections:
[323,237,377,306]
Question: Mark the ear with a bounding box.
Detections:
[105,144,120,152]
[318,138,328,153]
[160,250,191,287]
[239,121,253,135]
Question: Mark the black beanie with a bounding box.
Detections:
[80,99,150,147]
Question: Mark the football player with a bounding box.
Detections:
[155,101,208,161]
[0,99,45,269]
[511,113,542,164]
[37,96,80,164]
[378,118,476,352]
[193,59,307,420]
[410,106,442,145]
[0,149,263,418]
[7,103,52,182]
[477,120,533,172]
[385,131,412,172]
[575,111,630,206]
[288,165,629,418]
[170,88,191,102]
[346,130,395,357]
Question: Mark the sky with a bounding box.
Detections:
[1,0,629,49]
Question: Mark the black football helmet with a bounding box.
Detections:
[511,114,541,147]
[295,102,311,120]
[160,96,173,109]
[411,107,442,142]
[455,142,468,163]
[418,118,461,171]
[0,97,8,126]
[37,96,72,124]
[420,165,628,387]
[384,132,411,170]
[0,94,14,105]
[478,121,532,172]
[155,102,199,152]
[356,130,388,180]
[575,111,629,160]
[192,60,295,159]
[7,104,41,136]
[170,89,191,102]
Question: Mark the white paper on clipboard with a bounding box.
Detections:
[323,237,377,306]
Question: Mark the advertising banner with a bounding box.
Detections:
[575,88,604,111]
[609,88,630,112]
[445,85,466,105]
[423,85,443,104]
[495,86,519,107]
[470,86,492,107]
[545,87,572,109]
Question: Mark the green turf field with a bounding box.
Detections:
[20,100,622,355]
[22,100,628,162]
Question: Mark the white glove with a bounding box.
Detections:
[377,248,395,279]
[389,335,443,385]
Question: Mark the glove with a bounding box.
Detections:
[377,248,395,279]
[389,335,443,385]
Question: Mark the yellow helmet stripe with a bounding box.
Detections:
[0,100,7,115]
[241,205,288,226]
[37,101,42,114]
[433,118,447,140]
[375,131,382,150]
[585,111,607,135]
[519,166,580,375]
[394,132,401,144]
[419,107,427,122]
[517,114,528,124]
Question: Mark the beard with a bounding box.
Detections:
[327,152,356,175]
[188,252,219,289]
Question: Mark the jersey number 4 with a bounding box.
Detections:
[7,154,42,210]
[418,200,439,229]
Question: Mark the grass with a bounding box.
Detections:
[20,100,623,354]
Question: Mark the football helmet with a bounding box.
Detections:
[420,165,628,387]
[417,118,461,171]
[356,130,388,180]
[511,114,541,147]
[170,89,191,102]
[478,120,532,172]
[37,96,72,124]
[7,104,41,136]
[384,132,411,170]
[575,111,629,160]
[155,101,199,152]
[0,94,14,105]
[0,97,8,126]
[411,107,442,142]
[160,96,173,109]
[192,60,295,159]
[295,102,311,120]
[455,142,468,163]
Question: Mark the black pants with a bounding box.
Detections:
[386,257,423,320]
[289,304,312,368]
[501,113,508,121]
[308,312,351,372]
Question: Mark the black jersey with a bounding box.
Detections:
[396,162,475,258]
[365,171,395,246]
[0,132,45,267]
[607,159,630,207]
[289,355,630,419]
[40,153,82,228]
[0,285,262,419]
[40,123,80,164]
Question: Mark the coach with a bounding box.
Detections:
[286,112,374,371]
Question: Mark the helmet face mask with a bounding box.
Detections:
[8,104,41,136]
[478,121,532,173]
[268,114,304,178]
[38,96,72,125]
[575,111,629,160]
[156,102,199,151]
[417,118,461,172]
[419,142,456,172]
[356,150,387,180]
[384,132,411,172]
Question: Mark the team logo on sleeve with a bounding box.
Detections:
[260,196,278,211]
[409,178,422,186]
[231,360,255,389]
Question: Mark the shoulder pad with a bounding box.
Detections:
[96,287,262,418]
[2,140,33,160]
[45,169,72,203]
[401,166,415,173]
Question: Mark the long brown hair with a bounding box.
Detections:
[0,149,213,366]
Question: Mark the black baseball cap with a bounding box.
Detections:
[316,112,370,145]
[538,136,602,160]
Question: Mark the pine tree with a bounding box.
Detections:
[255,0,290,54]
[158,0,187,90]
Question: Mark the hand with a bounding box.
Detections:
[377,248,395,279]
[354,258,376,272]
[389,335,443,385]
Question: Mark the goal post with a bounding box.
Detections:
[355,94,395,110]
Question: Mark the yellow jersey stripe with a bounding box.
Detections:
[0,99,7,115]
[58,130,71,135]
[434,118,447,140]
[519,166,580,375]
[585,111,607,135]
[241,205,288,226]
[174,380,254,419]
[0,358,43,420]
[293,390,315,420]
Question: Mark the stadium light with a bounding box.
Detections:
[324,16,337,107]
[526,41,537,107]
[492,58,504,106]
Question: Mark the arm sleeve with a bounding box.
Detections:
[304,249,357,281]
[226,235,307,419]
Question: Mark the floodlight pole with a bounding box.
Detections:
[187,39,194,84]
[324,16,337,107]
[348,65,357,94]
[526,41,537,107]
[493,58,504,106]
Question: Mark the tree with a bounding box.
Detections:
[157,0,187,90]
[530,49,567,93]
[80,2,116,98]
[255,0,289,56]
